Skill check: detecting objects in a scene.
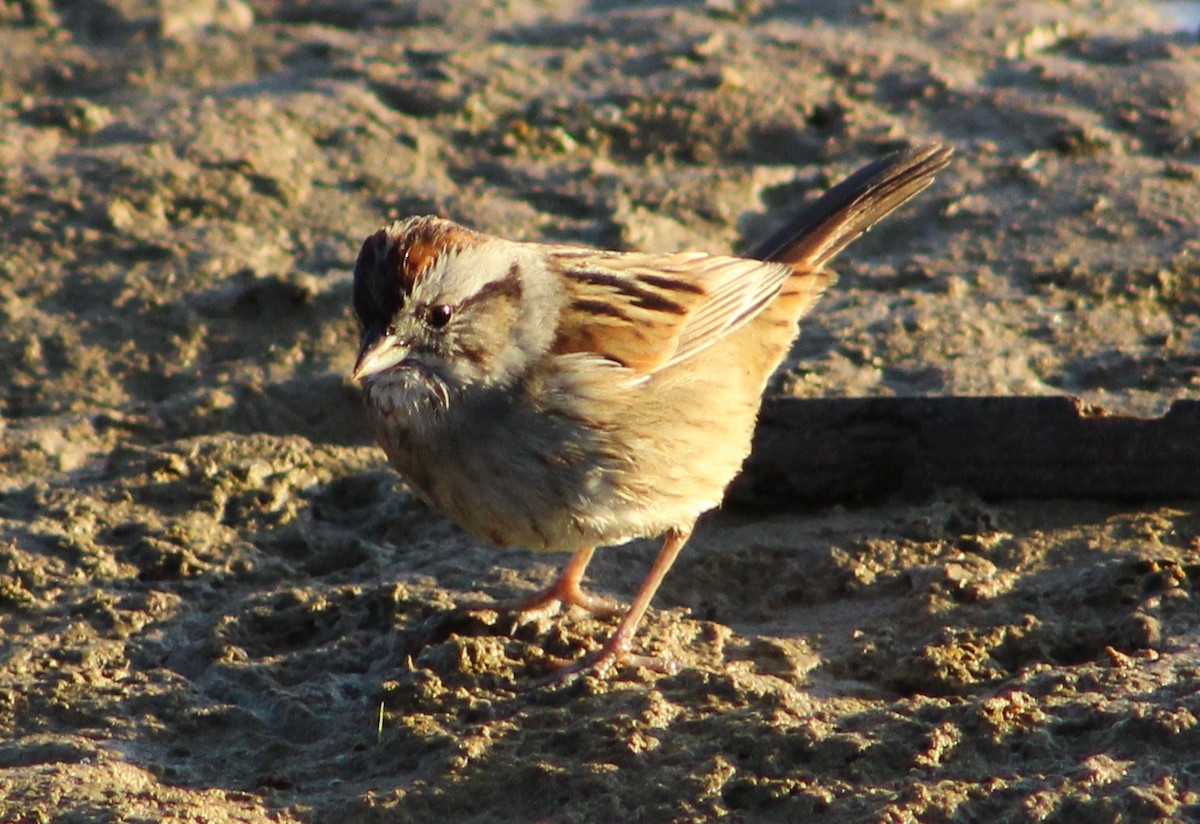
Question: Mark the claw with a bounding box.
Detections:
[534,527,693,687]
[532,639,679,688]
[460,546,624,624]
[459,528,693,686]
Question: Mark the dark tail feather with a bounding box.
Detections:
[751,144,953,269]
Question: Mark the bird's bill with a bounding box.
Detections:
[352,328,408,382]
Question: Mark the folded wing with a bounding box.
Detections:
[550,249,796,375]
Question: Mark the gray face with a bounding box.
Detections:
[352,217,548,398]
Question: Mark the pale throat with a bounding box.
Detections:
[366,364,451,424]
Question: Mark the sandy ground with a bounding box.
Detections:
[3,0,1200,821]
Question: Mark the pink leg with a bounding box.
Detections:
[509,546,623,618]
[543,526,693,684]
[464,546,623,620]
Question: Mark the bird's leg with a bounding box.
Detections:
[543,526,692,684]
[509,546,624,620]
[463,546,623,622]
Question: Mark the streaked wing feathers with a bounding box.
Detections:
[550,250,796,375]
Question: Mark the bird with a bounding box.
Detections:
[351,143,953,682]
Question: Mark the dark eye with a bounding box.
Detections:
[428,304,454,329]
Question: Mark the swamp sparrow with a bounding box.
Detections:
[352,144,952,681]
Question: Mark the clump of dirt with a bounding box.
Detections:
[3,0,1200,821]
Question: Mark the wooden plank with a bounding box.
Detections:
[727,396,1200,507]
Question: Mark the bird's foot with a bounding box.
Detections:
[531,630,679,688]
[460,577,624,626]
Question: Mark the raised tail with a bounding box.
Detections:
[751,144,953,269]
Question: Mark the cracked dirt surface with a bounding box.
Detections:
[2,0,1200,821]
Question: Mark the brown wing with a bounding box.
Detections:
[544,144,952,378]
[548,249,796,375]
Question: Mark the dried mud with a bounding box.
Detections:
[3,1,1200,821]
